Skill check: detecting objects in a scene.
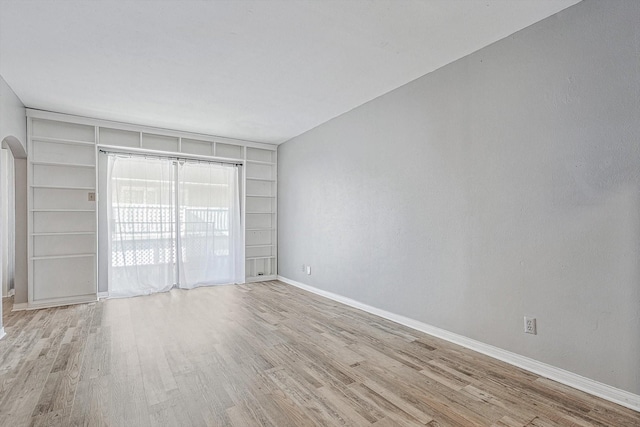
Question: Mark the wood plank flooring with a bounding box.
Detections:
[0,281,638,426]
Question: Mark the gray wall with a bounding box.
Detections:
[278,0,640,395]
[0,75,26,153]
[0,75,27,307]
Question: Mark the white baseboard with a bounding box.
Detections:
[277,275,640,412]
[245,275,278,283]
[20,294,98,311]
[97,291,109,299]
[11,302,28,312]
[7,289,14,297]
[0,327,5,340]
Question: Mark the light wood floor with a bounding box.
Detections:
[0,281,638,426]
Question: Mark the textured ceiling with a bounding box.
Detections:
[0,0,580,144]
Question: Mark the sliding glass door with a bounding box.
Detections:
[107,154,242,297]
[108,156,176,297]
[178,161,243,288]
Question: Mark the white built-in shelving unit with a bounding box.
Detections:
[245,147,277,282]
[28,119,98,308]
[26,110,277,309]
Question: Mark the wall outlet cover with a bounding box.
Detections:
[524,317,537,335]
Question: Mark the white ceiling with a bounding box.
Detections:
[0,0,580,144]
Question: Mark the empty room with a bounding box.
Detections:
[0,0,638,425]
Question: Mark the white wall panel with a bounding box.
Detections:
[99,128,140,147]
[32,119,94,142]
[246,229,272,246]
[33,211,96,234]
[246,163,274,180]
[216,143,243,159]
[32,164,95,187]
[246,213,274,229]
[246,197,273,213]
[142,133,179,152]
[246,148,275,163]
[246,179,274,197]
[181,138,213,156]
[31,141,94,164]
[245,245,274,258]
[33,234,95,257]
[33,256,95,300]
[33,188,95,210]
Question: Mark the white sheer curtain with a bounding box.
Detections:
[107,154,243,298]
[107,155,176,297]
[177,161,243,288]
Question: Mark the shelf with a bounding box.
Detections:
[246,194,275,198]
[30,185,95,191]
[32,136,95,146]
[31,209,95,213]
[246,177,275,182]
[31,161,95,168]
[246,256,276,260]
[246,227,274,231]
[246,244,275,248]
[246,159,275,165]
[32,231,95,236]
[31,253,96,261]
[246,212,275,215]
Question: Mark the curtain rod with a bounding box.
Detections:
[99,148,243,167]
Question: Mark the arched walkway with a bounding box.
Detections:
[2,135,26,159]
[1,134,27,338]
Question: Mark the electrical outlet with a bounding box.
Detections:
[524,317,537,335]
[306,265,311,275]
